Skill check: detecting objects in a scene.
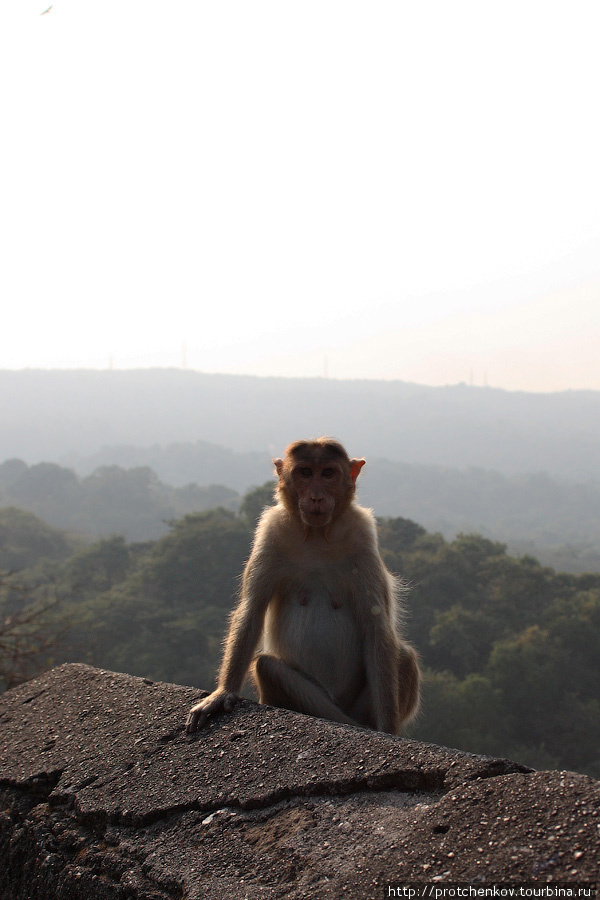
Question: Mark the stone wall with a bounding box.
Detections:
[1,664,598,898]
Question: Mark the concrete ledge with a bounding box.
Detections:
[1,664,598,898]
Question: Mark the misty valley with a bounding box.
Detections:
[1,481,599,779]
[1,370,600,780]
[2,452,600,573]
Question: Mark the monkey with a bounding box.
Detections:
[186,438,420,735]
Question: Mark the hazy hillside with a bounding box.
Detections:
[3,453,600,572]
[66,441,271,492]
[63,441,600,555]
[0,459,238,542]
[2,369,600,480]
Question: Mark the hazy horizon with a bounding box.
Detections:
[2,2,599,391]
[1,359,600,396]
[2,350,600,396]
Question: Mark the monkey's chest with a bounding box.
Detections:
[263,587,363,700]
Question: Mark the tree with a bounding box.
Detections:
[64,535,132,594]
[429,605,498,677]
[0,506,76,571]
[238,481,276,528]
[0,572,65,691]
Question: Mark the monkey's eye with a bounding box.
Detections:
[299,467,312,478]
[321,468,335,478]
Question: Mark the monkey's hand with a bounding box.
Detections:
[185,689,239,733]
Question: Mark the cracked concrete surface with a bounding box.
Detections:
[1,664,599,898]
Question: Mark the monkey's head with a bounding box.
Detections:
[274,438,365,528]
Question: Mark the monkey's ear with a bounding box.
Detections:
[273,458,284,478]
[349,458,366,483]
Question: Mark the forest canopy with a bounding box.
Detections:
[1,487,599,779]
[3,453,600,573]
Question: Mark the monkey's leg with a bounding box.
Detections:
[347,643,421,734]
[347,684,376,731]
[252,654,361,727]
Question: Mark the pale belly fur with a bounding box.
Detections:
[262,587,364,704]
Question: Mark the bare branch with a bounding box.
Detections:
[0,571,67,691]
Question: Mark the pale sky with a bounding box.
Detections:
[2,0,600,391]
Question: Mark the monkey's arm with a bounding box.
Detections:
[186,550,274,732]
[362,571,402,735]
[367,626,402,734]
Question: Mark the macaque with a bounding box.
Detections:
[186,438,420,735]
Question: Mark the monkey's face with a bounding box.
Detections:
[274,441,366,528]
[290,460,348,527]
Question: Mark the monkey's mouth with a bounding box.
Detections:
[302,509,332,527]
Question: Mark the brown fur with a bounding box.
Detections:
[186,438,421,735]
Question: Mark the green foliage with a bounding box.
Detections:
[146,509,250,609]
[411,669,503,757]
[4,488,600,778]
[371,526,600,775]
[377,517,426,556]
[0,571,66,690]
[0,507,78,571]
[483,594,600,777]
[64,536,132,594]
[55,508,252,689]
[239,481,276,528]
[429,606,497,677]
[6,453,600,572]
